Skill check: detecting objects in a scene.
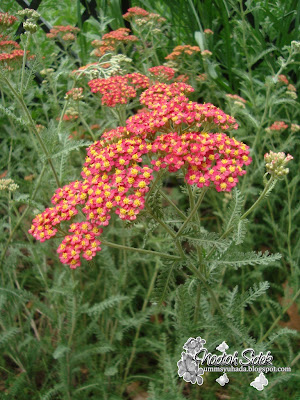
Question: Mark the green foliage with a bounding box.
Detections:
[0,0,299,399]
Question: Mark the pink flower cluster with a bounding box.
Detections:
[88,73,150,107]
[148,66,175,81]
[151,132,250,192]
[29,80,251,269]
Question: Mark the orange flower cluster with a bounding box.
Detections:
[165,45,201,60]
[29,80,251,269]
[46,25,80,41]
[91,28,138,56]
[88,73,150,107]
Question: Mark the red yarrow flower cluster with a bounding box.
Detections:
[46,25,80,40]
[91,28,138,56]
[88,73,150,107]
[29,80,251,269]
[148,66,175,82]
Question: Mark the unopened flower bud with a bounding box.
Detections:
[264,151,293,178]
[291,40,300,53]
[23,21,38,33]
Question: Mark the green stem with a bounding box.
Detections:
[241,176,275,221]
[207,176,276,260]
[285,176,292,264]
[20,33,30,94]
[101,239,181,260]
[175,187,208,238]
[78,111,96,141]
[187,262,224,316]
[1,75,60,187]
[0,164,47,270]
[145,205,176,239]
[158,189,187,220]
[121,260,160,394]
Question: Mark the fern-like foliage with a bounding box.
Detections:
[207,250,281,271]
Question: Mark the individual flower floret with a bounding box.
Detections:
[204,28,214,35]
[264,151,293,178]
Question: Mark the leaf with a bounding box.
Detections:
[222,188,244,232]
[194,31,205,51]
[0,327,20,347]
[233,219,248,245]
[0,104,28,127]
[225,285,238,310]
[241,281,270,307]
[51,139,91,159]
[104,366,118,376]
[53,344,70,359]
[208,251,281,269]
[181,231,231,253]
[87,295,128,316]
[152,261,180,307]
